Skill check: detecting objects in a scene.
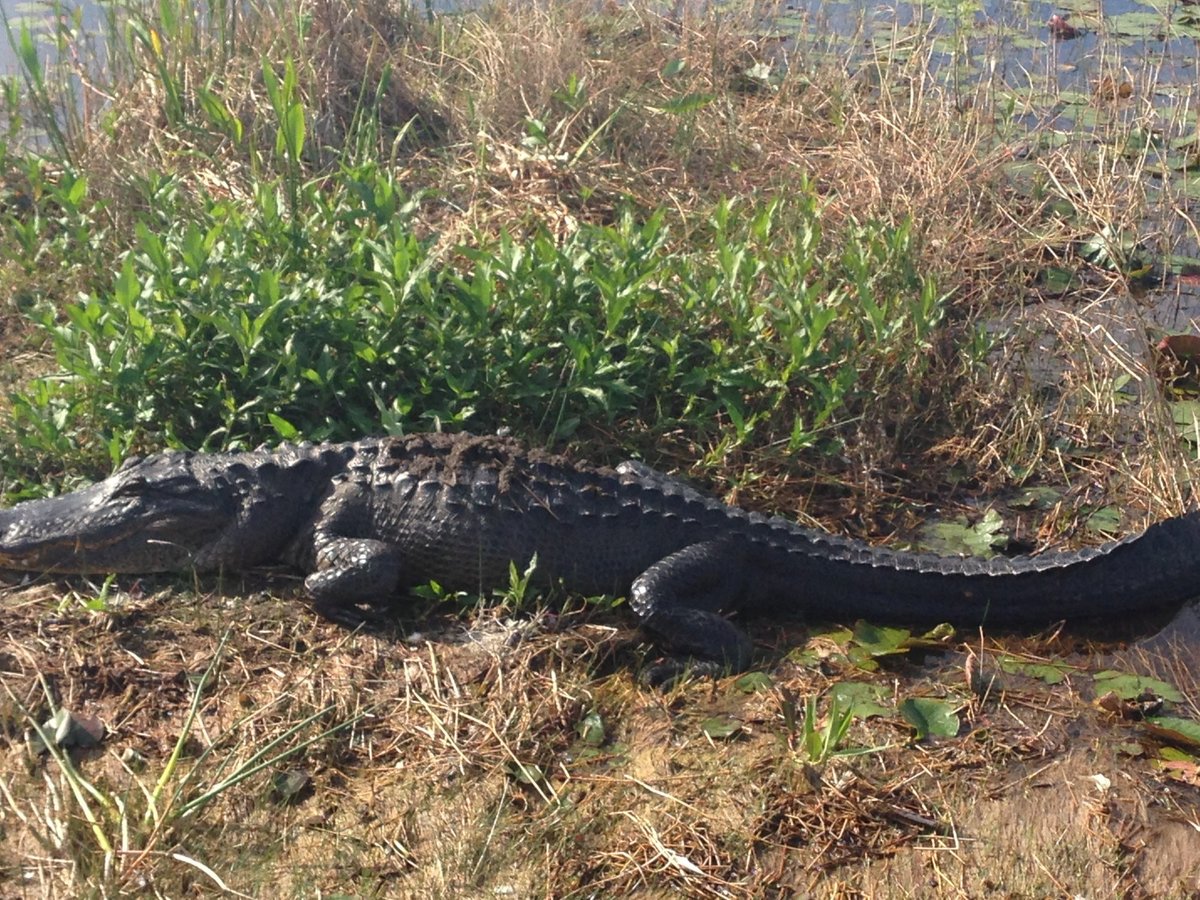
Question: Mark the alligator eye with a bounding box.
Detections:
[116,455,144,472]
[110,476,149,498]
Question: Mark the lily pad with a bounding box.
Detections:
[1105,10,1169,38]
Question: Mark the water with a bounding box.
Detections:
[0,0,110,76]
[4,0,1198,112]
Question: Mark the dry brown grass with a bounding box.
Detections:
[1,578,1197,898]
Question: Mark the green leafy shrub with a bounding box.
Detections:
[6,165,944,482]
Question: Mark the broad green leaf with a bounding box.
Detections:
[828,681,891,719]
[284,103,306,160]
[1038,266,1080,293]
[1144,717,1200,749]
[899,698,960,740]
[577,711,605,747]
[267,414,298,440]
[1008,486,1062,510]
[1085,505,1121,537]
[505,761,545,785]
[852,621,912,656]
[998,655,1075,685]
[1093,670,1183,702]
[921,509,1008,557]
[911,623,956,646]
[17,23,43,87]
[1158,746,1196,762]
[268,769,311,804]
[701,717,742,739]
[658,92,716,116]
[1171,401,1200,445]
[734,671,773,693]
[64,174,87,207]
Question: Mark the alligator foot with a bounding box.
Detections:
[630,539,756,674]
[639,657,731,689]
[304,535,404,617]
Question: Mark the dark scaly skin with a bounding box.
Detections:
[2,432,1198,677]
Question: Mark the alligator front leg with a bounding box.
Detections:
[630,539,756,685]
[305,535,405,624]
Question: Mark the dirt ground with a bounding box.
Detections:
[0,572,1197,898]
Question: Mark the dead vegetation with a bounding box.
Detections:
[0,576,1197,897]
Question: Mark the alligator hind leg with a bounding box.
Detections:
[305,536,405,624]
[631,539,756,685]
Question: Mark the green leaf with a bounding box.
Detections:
[828,681,891,719]
[197,85,243,141]
[701,717,742,739]
[577,711,605,747]
[1158,746,1197,762]
[997,655,1076,685]
[1038,265,1079,293]
[658,92,716,116]
[17,23,43,87]
[921,509,1008,557]
[1093,670,1183,702]
[1008,486,1062,510]
[851,621,912,657]
[114,257,140,307]
[911,623,956,646]
[1085,505,1121,537]
[63,174,87,207]
[267,413,299,440]
[899,698,960,740]
[505,761,545,785]
[1144,717,1200,749]
[1171,400,1200,445]
[733,671,774,693]
[268,769,311,804]
[283,102,306,161]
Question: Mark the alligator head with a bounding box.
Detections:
[0,451,244,574]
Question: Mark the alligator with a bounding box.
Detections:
[1,431,1196,677]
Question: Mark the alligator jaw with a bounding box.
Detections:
[0,469,234,574]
